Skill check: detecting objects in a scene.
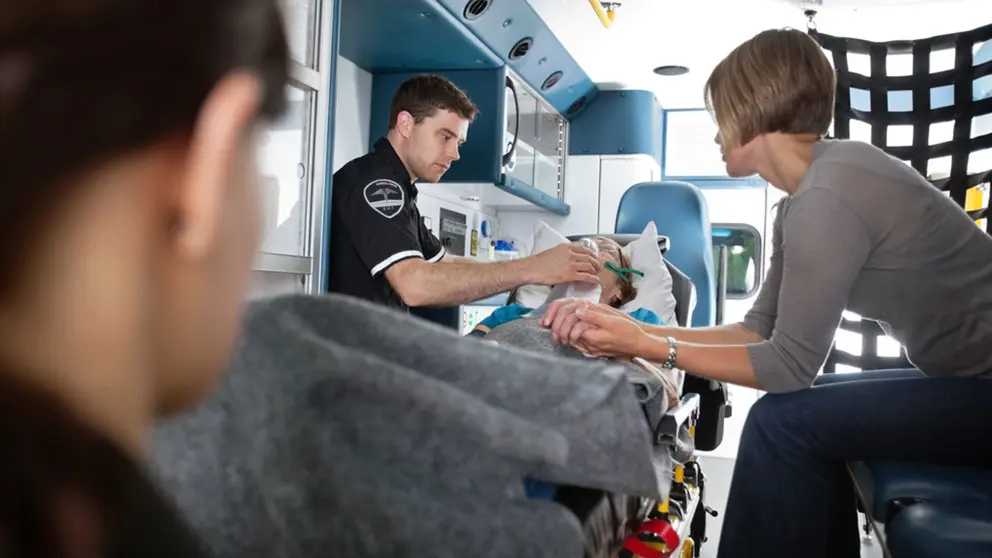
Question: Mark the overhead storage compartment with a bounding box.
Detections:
[338,0,598,214]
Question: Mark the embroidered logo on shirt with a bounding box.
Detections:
[363,179,405,219]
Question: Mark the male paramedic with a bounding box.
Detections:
[328,74,600,310]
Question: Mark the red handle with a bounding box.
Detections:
[623,537,671,558]
[621,519,680,558]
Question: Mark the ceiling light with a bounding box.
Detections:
[653,65,689,77]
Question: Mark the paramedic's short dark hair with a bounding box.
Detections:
[388,74,479,129]
[705,28,836,148]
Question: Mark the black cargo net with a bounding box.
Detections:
[809,20,992,373]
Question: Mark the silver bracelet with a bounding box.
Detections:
[662,336,677,369]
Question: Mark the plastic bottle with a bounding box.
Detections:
[493,240,519,261]
[479,219,493,261]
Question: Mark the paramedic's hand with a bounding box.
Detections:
[570,306,648,359]
[542,299,636,346]
[525,244,601,285]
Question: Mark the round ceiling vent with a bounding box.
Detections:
[509,37,533,60]
[567,95,587,115]
[463,0,492,20]
[653,65,689,76]
[541,71,564,91]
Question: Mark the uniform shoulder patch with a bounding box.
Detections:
[363,179,405,219]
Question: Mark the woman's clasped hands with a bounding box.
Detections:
[539,298,647,358]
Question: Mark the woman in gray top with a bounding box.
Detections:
[543,28,992,557]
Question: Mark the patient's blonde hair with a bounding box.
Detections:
[590,237,637,308]
[704,28,836,149]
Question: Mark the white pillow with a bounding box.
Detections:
[619,222,678,326]
[514,221,569,308]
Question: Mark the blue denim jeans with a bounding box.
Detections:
[716,369,992,558]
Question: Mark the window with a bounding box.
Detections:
[254,0,334,293]
[826,310,908,374]
[258,86,313,257]
[711,224,761,299]
[279,0,321,68]
[663,110,727,178]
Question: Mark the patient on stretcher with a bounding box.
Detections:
[474,236,683,413]
[469,236,661,336]
[472,236,688,502]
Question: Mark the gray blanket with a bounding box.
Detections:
[152,294,666,558]
[486,317,680,429]
[485,316,598,360]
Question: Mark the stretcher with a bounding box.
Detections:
[486,233,729,558]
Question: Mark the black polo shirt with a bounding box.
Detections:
[328,137,445,310]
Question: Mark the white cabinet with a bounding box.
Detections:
[598,155,659,233]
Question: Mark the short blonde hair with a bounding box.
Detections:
[705,28,836,149]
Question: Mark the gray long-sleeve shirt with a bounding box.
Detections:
[743,139,992,392]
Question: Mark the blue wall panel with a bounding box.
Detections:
[369,67,507,185]
[436,0,598,120]
[569,90,663,165]
[338,0,598,122]
[339,0,501,72]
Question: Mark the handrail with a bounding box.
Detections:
[586,0,613,29]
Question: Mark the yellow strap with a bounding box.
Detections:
[966,185,984,212]
[966,186,987,230]
[675,465,684,483]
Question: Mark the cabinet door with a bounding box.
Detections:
[598,158,654,234]
[504,75,566,202]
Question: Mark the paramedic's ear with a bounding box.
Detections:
[172,72,262,258]
[394,110,416,139]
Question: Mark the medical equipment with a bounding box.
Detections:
[605,260,645,283]
[439,208,467,257]
[477,219,495,261]
[460,304,501,335]
[493,239,519,261]
[526,238,602,319]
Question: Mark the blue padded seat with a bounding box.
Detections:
[813,370,992,523]
[861,461,992,523]
[615,181,715,327]
[887,501,992,558]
